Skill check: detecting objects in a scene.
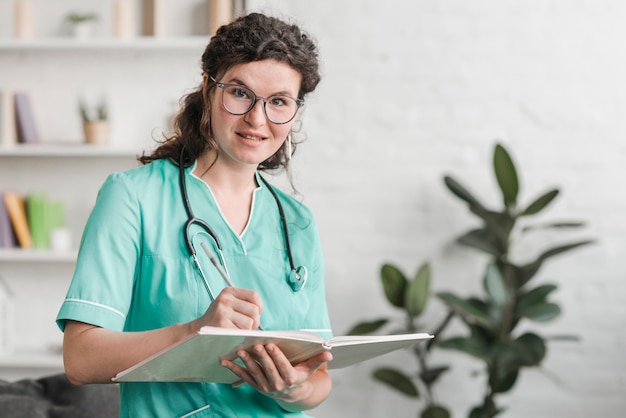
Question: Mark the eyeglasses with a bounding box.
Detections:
[210,76,304,124]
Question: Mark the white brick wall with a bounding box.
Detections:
[249,1,626,417]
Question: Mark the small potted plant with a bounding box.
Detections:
[65,12,98,39]
[80,99,109,144]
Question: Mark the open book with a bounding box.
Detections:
[113,326,432,383]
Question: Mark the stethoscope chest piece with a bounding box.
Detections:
[289,266,308,292]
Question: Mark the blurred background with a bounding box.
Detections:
[0,1,624,417]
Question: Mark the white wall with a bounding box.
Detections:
[2,0,625,417]
[245,1,626,417]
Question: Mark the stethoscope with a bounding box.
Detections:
[178,150,308,301]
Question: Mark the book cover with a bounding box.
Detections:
[0,192,18,248]
[113,326,432,383]
[0,90,17,146]
[3,191,31,249]
[14,92,40,144]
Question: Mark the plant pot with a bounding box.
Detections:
[83,121,109,144]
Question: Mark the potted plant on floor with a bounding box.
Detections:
[437,143,594,417]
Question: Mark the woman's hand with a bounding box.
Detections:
[196,287,264,330]
[220,343,333,410]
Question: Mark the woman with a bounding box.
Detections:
[56,13,333,417]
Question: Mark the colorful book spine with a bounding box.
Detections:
[0,192,18,248]
[3,191,31,249]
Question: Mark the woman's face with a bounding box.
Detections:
[209,59,302,170]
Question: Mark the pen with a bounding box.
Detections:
[199,242,264,330]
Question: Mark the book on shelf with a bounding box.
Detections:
[3,191,31,249]
[113,326,432,383]
[0,192,18,248]
[0,90,17,146]
[14,92,40,144]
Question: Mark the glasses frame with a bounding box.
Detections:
[209,76,304,124]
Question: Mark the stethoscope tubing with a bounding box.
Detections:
[178,149,307,293]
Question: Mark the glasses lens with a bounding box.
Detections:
[222,85,254,115]
[222,85,299,124]
[265,95,299,124]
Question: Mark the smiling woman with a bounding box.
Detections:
[56,12,334,418]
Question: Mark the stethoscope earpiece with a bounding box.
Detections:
[289,266,308,292]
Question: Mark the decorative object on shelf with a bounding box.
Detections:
[65,12,99,39]
[14,91,40,144]
[13,0,34,39]
[208,0,233,37]
[113,0,135,39]
[79,99,109,144]
[142,0,165,37]
[0,90,18,146]
[0,275,15,356]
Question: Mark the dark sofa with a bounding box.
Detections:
[0,373,119,418]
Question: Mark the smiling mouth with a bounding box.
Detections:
[239,133,265,141]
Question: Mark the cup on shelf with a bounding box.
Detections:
[50,227,72,252]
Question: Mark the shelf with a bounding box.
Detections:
[0,37,208,52]
[0,143,142,158]
[0,249,77,263]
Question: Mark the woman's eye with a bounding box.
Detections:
[231,87,250,99]
[269,96,287,107]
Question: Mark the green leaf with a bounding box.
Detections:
[484,263,508,307]
[421,405,451,418]
[493,143,519,209]
[438,335,488,359]
[372,367,419,397]
[522,221,586,232]
[443,176,487,211]
[419,365,450,385]
[520,189,559,216]
[345,319,388,336]
[405,262,431,317]
[516,284,557,311]
[492,367,519,394]
[515,332,546,366]
[458,228,504,257]
[516,240,595,286]
[380,264,408,308]
[517,302,561,322]
[437,292,493,328]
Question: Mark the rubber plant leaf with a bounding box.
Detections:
[516,284,557,311]
[522,221,586,232]
[483,262,508,307]
[517,301,561,322]
[372,367,419,397]
[493,143,519,210]
[458,228,503,257]
[405,262,431,317]
[421,405,451,418]
[438,335,488,360]
[492,367,519,394]
[515,332,546,366]
[516,240,594,286]
[419,365,450,385]
[437,292,493,328]
[520,189,559,216]
[443,175,487,211]
[380,264,407,308]
[346,318,388,336]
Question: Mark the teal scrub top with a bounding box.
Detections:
[56,159,332,418]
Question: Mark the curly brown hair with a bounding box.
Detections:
[138,12,320,170]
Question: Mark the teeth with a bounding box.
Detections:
[241,133,262,141]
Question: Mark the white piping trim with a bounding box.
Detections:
[64,298,126,320]
[179,404,211,418]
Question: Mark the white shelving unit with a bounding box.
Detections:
[0,33,204,380]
